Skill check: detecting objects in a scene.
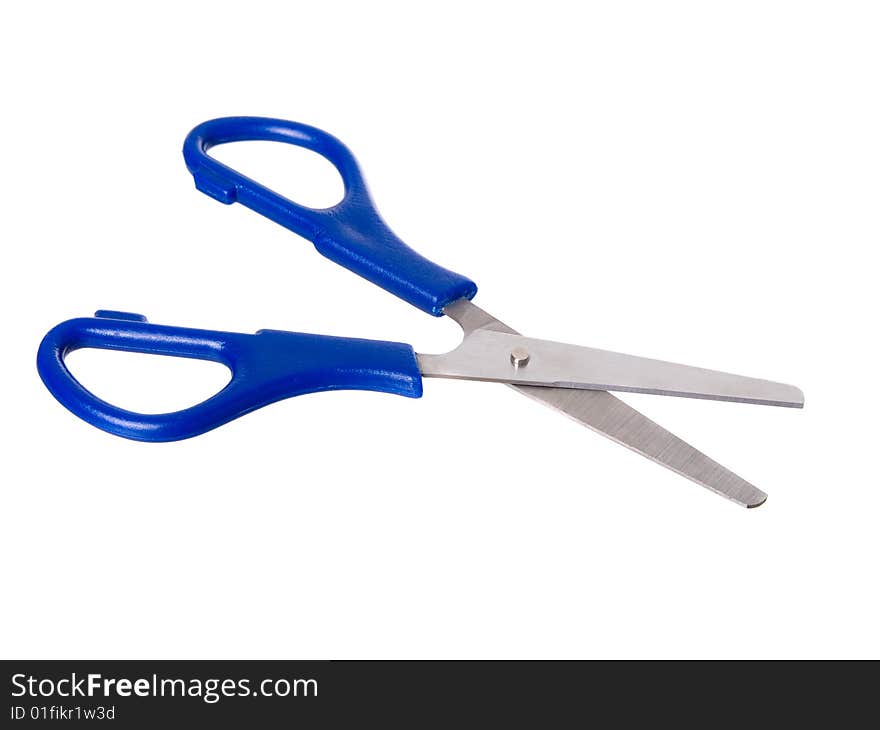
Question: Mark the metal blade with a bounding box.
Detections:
[418,330,803,408]
[442,298,769,508]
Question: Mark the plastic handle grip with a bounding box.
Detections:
[183,117,477,316]
[37,311,423,442]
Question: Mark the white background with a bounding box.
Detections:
[2,1,877,659]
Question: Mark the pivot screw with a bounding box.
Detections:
[510,347,531,368]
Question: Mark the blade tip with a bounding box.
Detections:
[746,493,768,509]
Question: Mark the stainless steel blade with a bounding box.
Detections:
[418,330,803,408]
[442,298,769,508]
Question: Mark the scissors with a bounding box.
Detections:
[37,116,803,507]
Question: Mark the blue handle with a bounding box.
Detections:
[37,311,422,442]
[183,117,477,316]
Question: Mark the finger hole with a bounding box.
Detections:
[64,349,232,415]
[210,140,346,210]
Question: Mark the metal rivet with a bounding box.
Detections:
[510,347,530,368]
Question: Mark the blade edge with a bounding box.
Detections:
[512,384,768,508]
